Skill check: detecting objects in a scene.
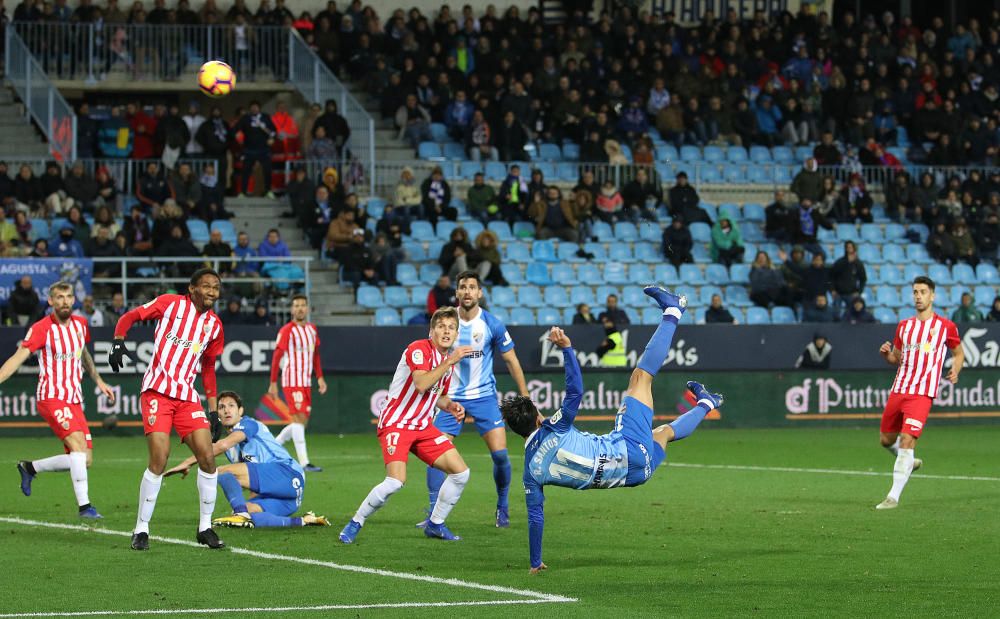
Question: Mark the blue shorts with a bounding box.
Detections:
[614,397,667,487]
[246,462,304,517]
[433,395,504,436]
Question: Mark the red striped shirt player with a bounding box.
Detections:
[269,294,327,472]
[338,306,474,544]
[876,276,964,510]
[1,282,115,519]
[109,268,227,550]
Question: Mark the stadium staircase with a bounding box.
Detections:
[347,83,416,162]
[0,86,53,159]
[230,195,365,326]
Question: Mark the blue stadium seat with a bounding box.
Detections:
[512,221,535,238]
[504,264,525,285]
[678,263,701,283]
[188,220,210,244]
[29,218,50,241]
[746,307,770,324]
[883,223,905,240]
[374,308,401,326]
[794,145,813,161]
[909,224,929,243]
[742,203,765,222]
[873,307,896,323]
[928,264,953,285]
[562,143,580,161]
[488,221,513,241]
[505,242,531,262]
[429,123,448,142]
[858,245,881,264]
[623,287,646,308]
[952,263,977,286]
[725,285,752,306]
[462,221,484,240]
[614,222,638,240]
[749,146,771,163]
[402,307,426,323]
[882,244,905,263]
[516,285,543,308]
[383,286,409,307]
[532,239,557,262]
[459,161,482,180]
[817,227,837,243]
[634,243,661,263]
[726,146,748,163]
[570,285,596,307]
[537,307,561,325]
[628,263,653,282]
[491,287,516,307]
[773,166,794,185]
[418,264,439,285]
[543,286,570,307]
[608,244,633,262]
[552,263,579,284]
[724,166,746,184]
[729,263,751,282]
[641,307,664,324]
[625,308,641,324]
[490,307,510,324]
[703,145,724,163]
[771,307,797,324]
[591,221,613,241]
[729,307,746,323]
[418,142,443,160]
[508,307,536,326]
[639,222,661,242]
[876,287,903,307]
[364,197,387,219]
[700,203,719,221]
[867,265,886,285]
[689,222,711,243]
[741,225,765,242]
[436,221,458,241]
[603,262,629,285]
[485,162,507,181]
[357,286,382,309]
[977,263,1000,284]
[898,307,917,320]
[578,263,602,283]
[396,264,419,286]
[771,146,793,163]
[410,287,428,306]
[526,262,552,285]
[860,223,883,244]
[705,264,730,285]
[410,221,435,241]
[562,307,577,323]
[654,264,680,284]
[692,244,711,264]
[553,163,577,181]
[557,242,583,262]
[656,144,678,161]
[442,142,465,160]
[836,223,860,242]
[595,285,621,302]
[680,145,701,162]
[583,243,608,261]
[946,286,966,307]
[906,244,932,264]
[538,143,562,161]
[210,220,237,245]
[975,285,995,308]
[698,286,723,307]
[903,264,924,282]
[701,166,723,183]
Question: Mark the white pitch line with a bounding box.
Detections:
[670,462,1000,482]
[0,599,560,618]
[0,517,576,605]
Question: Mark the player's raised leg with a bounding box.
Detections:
[652,382,724,451]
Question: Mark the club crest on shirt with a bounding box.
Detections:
[473,329,484,343]
[60,420,70,430]
[203,323,212,335]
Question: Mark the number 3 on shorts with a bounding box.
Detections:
[148,398,159,414]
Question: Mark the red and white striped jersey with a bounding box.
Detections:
[21,314,91,403]
[377,339,452,432]
[891,313,961,397]
[115,294,224,402]
[272,321,322,388]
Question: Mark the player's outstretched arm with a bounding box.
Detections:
[81,348,115,403]
[525,475,546,573]
[0,346,32,385]
[164,430,246,477]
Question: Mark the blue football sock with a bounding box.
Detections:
[669,404,710,441]
[218,472,247,513]
[652,442,666,469]
[491,449,511,510]
[637,312,680,376]
[250,512,302,527]
[426,466,446,511]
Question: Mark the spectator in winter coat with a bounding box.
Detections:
[594,180,625,224]
[829,241,867,304]
[790,199,831,258]
[753,95,783,147]
[710,214,744,267]
[498,165,530,224]
[98,106,132,158]
[529,186,578,242]
[662,216,693,267]
[136,162,174,212]
[420,166,457,226]
[841,296,876,324]
[466,173,499,223]
[667,172,711,224]
[315,99,351,157]
[749,250,793,308]
[951,292,984,323]
[802,294,836,323]
[796,333,832,368]
[258,228,291,259]
[426,275,456,315]
[235,101,278,197]
[765,190,791,241]
[790,158,824,203]
[169,163,202,216]
[393,167,422,219]
[621,168,662,221]
[444,90,474,140]
[704,294,736,324]
[196,107,231,189]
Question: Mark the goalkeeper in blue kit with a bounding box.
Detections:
[500,286,723,573]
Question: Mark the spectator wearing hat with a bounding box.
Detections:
[667,172,711,225]
[841,295,876,324]
[325,207,357,262]
[952,292,985,323]
[52,224,86,258]
[315,99,351,157]
[791,158,824,203]
[341,227,377,289]
[393,167,422,220]
[796,333,832,369]
[220,298,245,324]
[663,216,693,266]
[710,212,745,267]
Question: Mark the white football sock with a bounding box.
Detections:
[884,436,901,457]
[274,424,293,445]
[353,477,403,525]
[134,468,163,534]
[290,423,309,465]
[197,469,218,532]
[887,448,915,502]
[430,469,470,525]
[68,452,90,507]
[33,454,71,473]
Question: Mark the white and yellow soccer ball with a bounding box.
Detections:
[198,60,236,98]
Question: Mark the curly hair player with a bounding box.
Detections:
[500,286,723,573]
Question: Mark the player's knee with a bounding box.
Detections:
[899,434,917,449]
[879,434,895,447]
[382,476,404,495]
[449,469,470,487]
[490,449,510,466]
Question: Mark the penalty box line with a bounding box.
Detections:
[670,462,1000,482]
[0,517,576,607]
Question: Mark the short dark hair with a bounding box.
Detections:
[456,270,482,288]
[913,276,935,291]
[218,390,243,409]
[500,396,538,438]
[291,294,309,304]
[190,267,220,287]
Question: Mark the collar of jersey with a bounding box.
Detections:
[459,306,482,325]
[525,427,540,445]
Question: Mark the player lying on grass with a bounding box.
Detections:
[501,286,723,573]
[1,282,115,520]
[164,390,329,528]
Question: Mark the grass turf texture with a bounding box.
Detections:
[1,427,997,617]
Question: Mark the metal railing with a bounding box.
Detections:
[4,27,77,161]
[818,163,999,189]
[12,22,288,84]
[92,256,311,305]
[287,29,375,195]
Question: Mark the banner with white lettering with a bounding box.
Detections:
[0,259,93,306]
[647,0,835,24]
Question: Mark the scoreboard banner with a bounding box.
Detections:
[4,323,1000,373]
[2,369,998,435]
[0,259,93,305]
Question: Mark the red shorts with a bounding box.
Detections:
[37,400,92,450]
[880,392,933,438]
[140,391,209,440]
[378,425,456,466]
[283,387,312,416]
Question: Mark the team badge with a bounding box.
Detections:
[473,329,484,343]
[60,420,70,430]
[386,445,396,455]
[203,323,211,335]
[148,415,157,426]
[412,348,424,365]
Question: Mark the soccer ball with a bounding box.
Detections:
[198,60,236,98]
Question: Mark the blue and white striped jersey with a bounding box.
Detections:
[450,307,515,401]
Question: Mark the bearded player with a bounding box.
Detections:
[269,294,326,472]
[339,307,474,544]
[500,287,723,573]
[1,282,116,519]
[110,268,226,550]
[425,270,529,529]
[875,276,963,510]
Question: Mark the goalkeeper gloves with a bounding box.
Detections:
[209,411,222,442]
[108,340,134,373]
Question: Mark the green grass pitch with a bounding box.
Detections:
[1,426,998,617]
